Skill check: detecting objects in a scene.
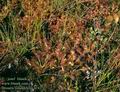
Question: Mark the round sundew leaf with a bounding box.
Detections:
[113,13,119,23]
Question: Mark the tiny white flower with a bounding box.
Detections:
[8,63,11,69]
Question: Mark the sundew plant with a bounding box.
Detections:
[0,0,120,92]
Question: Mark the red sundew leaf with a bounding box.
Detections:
[54,43,64,58]
[49,16,62,33]
[74,57,84,65]
[113,13,119,24]
[115,54,120,60]
[0,42,7,56]
[47,60,56,69]
[75,45,84,55]
[55,48,61,57]
[60,58,67,67]
[20,15,34,29]
[80,66,88,73]
[76,20,85,30]
[26,58,44,74]
[61,66,65,72]
[94,19,101,29]
[43,38,51,52]
[99,0,109,5]
[90,42,95,51]
[69,50,76,61]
